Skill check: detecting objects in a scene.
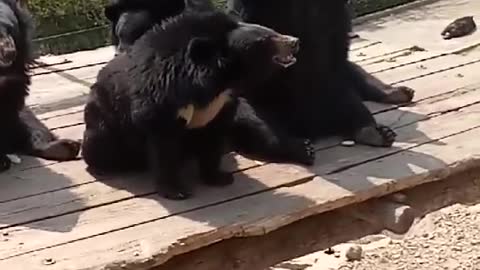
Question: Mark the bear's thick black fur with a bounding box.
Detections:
[103,0,418,158]
[82,10,314,200]
[104,0,214,54]
[0,0,80,172]
[225,0,416,146]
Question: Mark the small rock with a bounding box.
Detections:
[6,154,21,164]
[341,140,355,147]
[390,193,408,203]
[42,258,56,265]
[345,245,363,261]
[324,247,335,255]
[452,246,462,252]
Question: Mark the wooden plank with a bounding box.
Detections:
[2,118,480,270]
[350,45,418,63]
[32,47,114,76]
[2,88,480,261]
[376,49,480,85]
[349,39,381,51]
[37,106,84,122]
[362,49,439,74]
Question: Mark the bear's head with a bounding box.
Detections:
[129,10,299,100]
[105,0,214,55]
[0,0,33,69]
[182,11,299,92]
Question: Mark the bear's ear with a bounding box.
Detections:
[104,5,119,21]
[184,0,214,12]
[187,37,218,65]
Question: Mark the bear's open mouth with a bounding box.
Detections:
[273,54,297,68]
[271,34,299,68]
[0,34,16,68]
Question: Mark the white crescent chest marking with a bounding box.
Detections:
[177,89,233,129]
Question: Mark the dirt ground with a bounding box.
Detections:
[271,173,480,270]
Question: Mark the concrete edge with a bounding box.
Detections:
[353,0,441,25]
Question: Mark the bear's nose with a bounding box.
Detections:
[281,35,299,54]
[290,38,300,54]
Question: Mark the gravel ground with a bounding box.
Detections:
[272,203,480,270]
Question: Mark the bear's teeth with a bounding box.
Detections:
[273,54,297,68]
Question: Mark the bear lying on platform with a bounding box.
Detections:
[81,10,313,200]
[0,0,80,172]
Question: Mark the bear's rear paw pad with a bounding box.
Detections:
[383,86,415,104]
[38,139,81,161]
[283,139,316,166]
[160,184,193,200]
[354,125,396,147]
[0,155,11,172]
[202,171,234,187]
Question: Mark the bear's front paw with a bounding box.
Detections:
[354,124,397,147]
[37,139,81,161]
[283,138,316,166]
[159,183,194,201]
[0,155,12,172]
[202,170,235,187]
[383,86,415,104]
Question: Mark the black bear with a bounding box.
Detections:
[82,10,313,200]
[103,0,416,149]
[0,0,80,172]
[104,0,213,55]
[225,0,415,146]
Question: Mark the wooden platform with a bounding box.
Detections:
[2,2,480,269]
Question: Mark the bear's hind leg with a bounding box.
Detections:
[348,61,415,105]
[147,135,192,200]
[82,127,144,175]
[231,99,315,166]
[193,128,234,187]
[0,154,11,172]
[20,108,81,161]
[337,89,397,147]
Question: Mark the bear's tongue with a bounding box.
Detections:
[273,54,297,68]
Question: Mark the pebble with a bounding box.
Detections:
[346,245,363,261]
[42,258,56,265]
[341,140,356,147]
[325,247,335,255]
[6,154,21,164]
